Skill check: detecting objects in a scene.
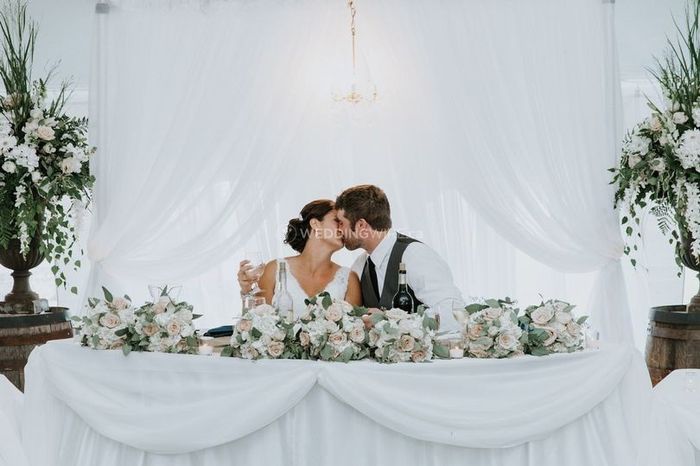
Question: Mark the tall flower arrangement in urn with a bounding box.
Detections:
[0,1,94,311]
[611,0,700,311]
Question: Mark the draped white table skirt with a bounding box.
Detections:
[21,341,651,466]
[0,375,28,466]
[640,369,700,466]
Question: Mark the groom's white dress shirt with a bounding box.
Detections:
[351,229,464,331]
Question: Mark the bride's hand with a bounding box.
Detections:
[361,308,383,330]
[237,260,255,294]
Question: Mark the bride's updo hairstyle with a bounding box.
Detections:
[285,199,335,253]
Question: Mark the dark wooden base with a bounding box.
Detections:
[0,309,73,391]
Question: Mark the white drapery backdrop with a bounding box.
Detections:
[87,0,631,342]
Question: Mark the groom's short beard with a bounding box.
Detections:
[343,236,361,251]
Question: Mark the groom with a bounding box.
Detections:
[335,185,464,331]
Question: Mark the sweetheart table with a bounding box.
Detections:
[19,340,650,466]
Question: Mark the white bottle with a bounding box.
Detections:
[276,261,294,323]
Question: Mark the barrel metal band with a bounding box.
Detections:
[0,329,73,346]
[650,326,700,341]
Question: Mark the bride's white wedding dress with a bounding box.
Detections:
[271,258,350,318]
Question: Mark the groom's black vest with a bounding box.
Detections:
[361,233,424,310]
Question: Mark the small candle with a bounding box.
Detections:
[199,344,213,356]
[449,347,464,359]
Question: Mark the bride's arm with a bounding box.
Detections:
[256,260,277,305]
[344,271,362,306]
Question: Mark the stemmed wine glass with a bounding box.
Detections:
[242,250,265,298]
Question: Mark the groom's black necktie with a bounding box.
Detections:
[367,257,380,299]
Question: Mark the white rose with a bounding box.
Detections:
[483,307,503,320]
[349,326,365,343]
[539,326,558,346]
[530,306,554,325]
[497,332,518,351]
[142,322,159,337]
[2,161,15,173]
[324,303,344,322]
[650,116,663,132]
[99,313,121,329]
[467,323,483,340]
[267,341,285,358]
[323,320,339,333]
[112,297,130,310]
[30,170,41,183]
[488,325,499,337]
[299,331,311,346]
[555,310,572,324]
[328,332,347,347]
[398,335,415,352]
[674,111,689,125]
[166,319,182,336]
[152,301,167,315]
[36,126,55,141]
[241,345,259,360]
[29,108,43,119]
[566,321,581,337]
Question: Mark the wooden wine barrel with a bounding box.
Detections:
[0,309,73,391]
[645,305,700,386]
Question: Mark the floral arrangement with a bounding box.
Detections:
[297,292,369,362]
[73,287,134,350]
[0,3,94,290]
[610,1,700,269]
[367,306,448,363]
[519,299,587,356]
[461,298,525,359]
[221,303,299,360]
[126,291,200,355]
[73,287,200,355]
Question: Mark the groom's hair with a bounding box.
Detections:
[335,185,392,231]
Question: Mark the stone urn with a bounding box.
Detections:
[680,230,700,313]
[0,227,45,314]
[645,228,700,385]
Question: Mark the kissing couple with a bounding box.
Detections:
[238,184,465,331]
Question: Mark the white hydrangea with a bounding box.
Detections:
[677,129,700,170]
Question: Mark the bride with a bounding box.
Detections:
[238,199,362,314]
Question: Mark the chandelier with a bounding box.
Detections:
[332,0,378,104]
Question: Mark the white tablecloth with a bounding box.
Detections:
[0,375,28,466]
[640,369,700,466]
[21,340,651,466]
